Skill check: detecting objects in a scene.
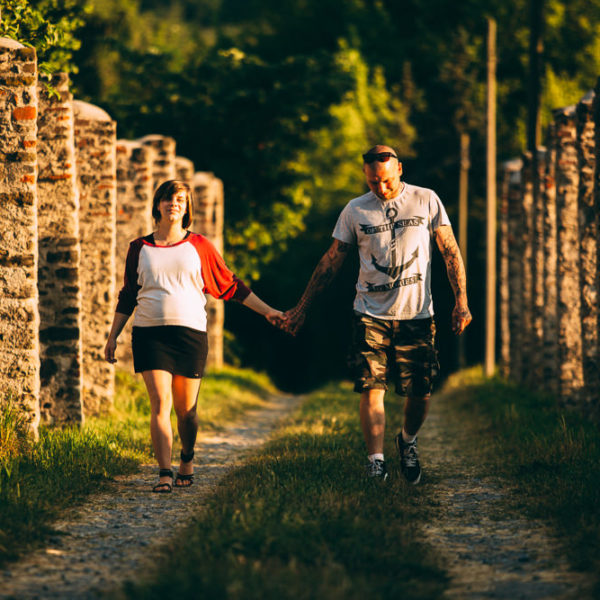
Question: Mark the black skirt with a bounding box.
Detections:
[132,325,208,378]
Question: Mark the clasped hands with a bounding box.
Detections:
[265,305,305,336]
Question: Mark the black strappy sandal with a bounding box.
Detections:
[175,449,195,488]
[152,468,173,493]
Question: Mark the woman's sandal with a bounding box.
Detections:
[152,468,174,493]
[175,449,194,488]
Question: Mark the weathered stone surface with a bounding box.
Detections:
[576,91,598,410]
[499,159,520,379]
[530,148,547,389]
[0,38,39,434]
[115,140,154,368]
[519,153,534,386]
[138,134,176,192]
[507,159,524,384]
[74,99,116,417]
[193,172,225,369]
[554,105,585,406]
[175,156,194,185]
[37,73,83,424]
[542,126,559,397]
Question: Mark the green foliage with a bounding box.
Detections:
[121,382,448,599]
[0,0,85,74]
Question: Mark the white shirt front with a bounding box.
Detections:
[332,183,451,319]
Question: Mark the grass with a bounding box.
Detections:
[439,367,600,592]
[120,381,448,600]
[0,366,277,567]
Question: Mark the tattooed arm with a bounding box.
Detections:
[435,225,472,335]
[279,238,352,336]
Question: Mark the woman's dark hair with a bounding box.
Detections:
[151,180,193,229]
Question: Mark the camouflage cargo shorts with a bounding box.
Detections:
[348,311,440,397]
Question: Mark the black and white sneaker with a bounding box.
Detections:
[395,434,422,485]
[365,459,388,481]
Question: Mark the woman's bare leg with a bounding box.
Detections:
[172,375,201,486]
[142,370,174,488]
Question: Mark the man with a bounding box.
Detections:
[280,145,471,484]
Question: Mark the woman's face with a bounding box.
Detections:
[158,189,188,224]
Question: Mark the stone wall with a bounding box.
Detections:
[576,92,598,407]
[115,140,154,368]
[193,172,225,368]
[0,38,40,432]
[0,42,229,431]
[37,74,82,424]
[139,134,176,192]
[73,100,117,417]
[500,91,600,413]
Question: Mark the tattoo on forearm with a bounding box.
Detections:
[296,241,350,313]
[437,229,467,298]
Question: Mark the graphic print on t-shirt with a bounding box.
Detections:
[361,206,423,292]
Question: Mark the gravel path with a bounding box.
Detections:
[420,393,594,599]
[0,393,301,600]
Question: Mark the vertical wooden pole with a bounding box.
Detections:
[485,18,497,377]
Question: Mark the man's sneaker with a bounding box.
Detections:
[395,434,422,485]
[365,458,388,481]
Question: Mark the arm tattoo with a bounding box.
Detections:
[296,240,351,313]
[436,227,467,301]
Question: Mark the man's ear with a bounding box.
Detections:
[398,162,403,177]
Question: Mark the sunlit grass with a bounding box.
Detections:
[119,381,448,600]
[0,367,278,567]
[440,367,600,590]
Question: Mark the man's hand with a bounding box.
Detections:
[452,303,472,335]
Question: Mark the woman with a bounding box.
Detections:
[104,180,282,493]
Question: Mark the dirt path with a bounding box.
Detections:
[420,394,593,599]
[0,394,301,600]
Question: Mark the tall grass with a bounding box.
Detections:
[441,367,600,591]
[120,382,448,600]
[0,367,278,567]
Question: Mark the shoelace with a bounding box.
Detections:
[367,460,385,476]
[403,444,419,468]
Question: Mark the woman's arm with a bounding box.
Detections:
[104,312,130,363]
[241,292,284,324]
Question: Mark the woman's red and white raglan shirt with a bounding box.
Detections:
[116,232,251,332]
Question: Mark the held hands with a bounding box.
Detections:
[265,305,306,337]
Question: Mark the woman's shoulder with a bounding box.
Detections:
[130,233,155,246]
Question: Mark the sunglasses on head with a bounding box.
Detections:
[362,152,398,164]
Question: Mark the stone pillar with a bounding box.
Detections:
[530,148,547,389]
[507,159,524,383]
[499,159,521,379]
[554,105,585,406]
[139,135,176,192]
[542,125,559,397]
[175,156,194,185]
[0,38,40,433]
[576,91,598,409]
[520,152,534,386]
[115,140,154,368]
[73,100,117,416]
[193,172,225,369]
[37,73,83,424]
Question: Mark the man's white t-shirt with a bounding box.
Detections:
[332,183,451,320]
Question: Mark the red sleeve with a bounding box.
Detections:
[115,238,143,315]
[190,234,251,301]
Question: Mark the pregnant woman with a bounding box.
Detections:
[104,180,282,493]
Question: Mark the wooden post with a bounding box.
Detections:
[485,17,497,377]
